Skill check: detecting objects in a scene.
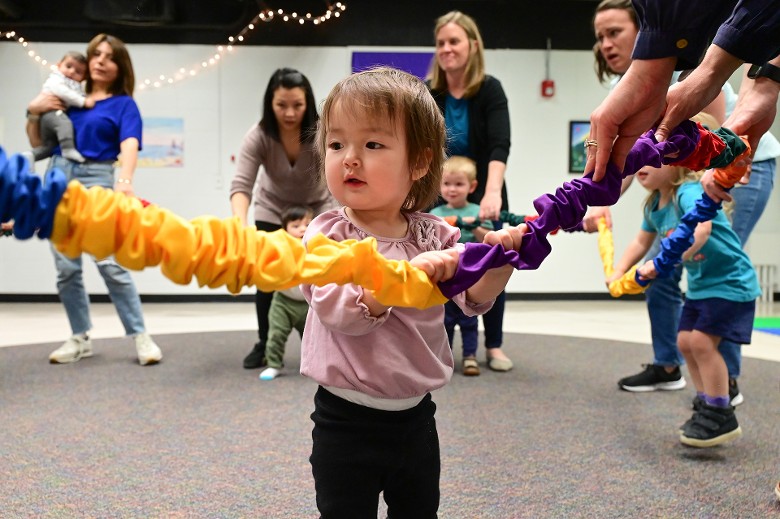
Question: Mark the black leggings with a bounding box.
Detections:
[310,387,440,518]
[254,220,282,344]
[483,289,505,349]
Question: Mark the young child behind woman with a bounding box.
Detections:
[431,155,493,376]
[300,67,524,517]
[608,117,760,448]
[258,204,314,381]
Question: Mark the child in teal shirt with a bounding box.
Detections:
[431,156,493,376]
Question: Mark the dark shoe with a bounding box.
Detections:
[618,364,686,392]
[680,395,704,433]
[680,402,742,448]
[243,342,267,369]
[729,378,744,406]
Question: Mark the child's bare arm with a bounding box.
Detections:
[638,222,711,280]
[465,225,526,304]
[608,230,655,282]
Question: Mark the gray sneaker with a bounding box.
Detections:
[134,333,162,366]
[49,335,93,363]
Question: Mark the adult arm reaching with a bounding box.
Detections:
[589,0,780,182]
[588,57,676,181]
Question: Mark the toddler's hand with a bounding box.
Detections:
[1,221,13,237]
[637,260,657,281]
[483,224,526,252]
[411,249,459,284]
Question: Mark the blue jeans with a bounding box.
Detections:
[48,156,146,336]
[718,157,777,377]
[729,158,776,246]
[645,246,685,367]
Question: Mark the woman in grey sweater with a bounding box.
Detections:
[230,68,336,369]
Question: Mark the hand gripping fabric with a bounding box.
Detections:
[591,128,750,296]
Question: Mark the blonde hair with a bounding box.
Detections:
[443,155,477,182]
[643,111,726,216]
[429,11,486,98]
[316,67,446,213]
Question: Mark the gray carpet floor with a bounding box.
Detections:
[1,330,779,518]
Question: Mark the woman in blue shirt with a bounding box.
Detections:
[26,33,162,367]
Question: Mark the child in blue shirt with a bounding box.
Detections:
[608,155,759,448]
[431,156,493,376]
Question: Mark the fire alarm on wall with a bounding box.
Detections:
[541,79,555,98]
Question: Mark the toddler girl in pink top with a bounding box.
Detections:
[300,67,525,518]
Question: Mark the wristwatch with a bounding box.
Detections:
[747,62,780,84]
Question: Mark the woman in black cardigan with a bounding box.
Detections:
[428,10,513,372]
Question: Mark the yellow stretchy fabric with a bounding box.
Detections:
[597,217,644,297]
[50,181,447,308]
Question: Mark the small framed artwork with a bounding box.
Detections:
[568,120,591,174]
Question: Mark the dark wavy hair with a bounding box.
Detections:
[85,33,135,96]
[592,0,638,84]
[259,68,318,143]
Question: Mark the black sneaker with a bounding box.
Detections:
[243,342,267,369]
[679,396,704,433]
[729,378,744,406]
[618,364,687,392]
[680,402,742,448]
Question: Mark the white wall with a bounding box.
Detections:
[0,42,777,296]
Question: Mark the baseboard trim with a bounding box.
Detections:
[504,292,646,301]
[1,292,776,303]
[0,293,255,303]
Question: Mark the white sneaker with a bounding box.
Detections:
[259,367,280,381]
[49,334,93,363]
[134,333,162,365]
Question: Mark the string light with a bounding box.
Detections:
[3,30,50,71]
[1,2,348,92]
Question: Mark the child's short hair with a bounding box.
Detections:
[316,66,446,213]
[61,51,87,65]
[281,205,314,229]
[443,155,477,183]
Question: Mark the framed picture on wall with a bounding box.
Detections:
[569,120,591,174]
